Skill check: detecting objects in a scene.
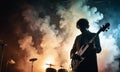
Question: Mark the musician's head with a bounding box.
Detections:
[76,18,89,32]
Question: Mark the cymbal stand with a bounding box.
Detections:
[29,58,37,72]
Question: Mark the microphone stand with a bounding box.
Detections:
[0,40,7,72]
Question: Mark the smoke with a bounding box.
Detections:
[98,34,119,72]
[17,8,71,72]
[16,0,119,72]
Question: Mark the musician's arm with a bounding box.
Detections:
[70,48,76,59]
[95,35,102,53]
[70,37,78,59]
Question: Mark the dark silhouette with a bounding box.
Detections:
[46,68,57,72]
[70,18,102,72]
[46,64,56,72]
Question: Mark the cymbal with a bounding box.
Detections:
[46,63,55,67]
[60,65,63,67]
[29,58,37,62]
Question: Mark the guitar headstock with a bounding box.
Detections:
[100,23,110,32]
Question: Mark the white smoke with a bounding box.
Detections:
[57,0,119,72]
[17,0,119,72]
[98,34,119,72]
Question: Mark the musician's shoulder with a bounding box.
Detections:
[77,34,82,37]
[89,32,96,36]
[76,34,82,39]
[89,31,95,34]
[91,32,96,35]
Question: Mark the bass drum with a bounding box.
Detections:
[58,69,68,72]
[46,68,57,72]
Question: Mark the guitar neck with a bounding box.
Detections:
[78,30,101,56]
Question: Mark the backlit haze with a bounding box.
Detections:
[0,0,120,72]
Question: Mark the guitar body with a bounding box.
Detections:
[71,56,84,71]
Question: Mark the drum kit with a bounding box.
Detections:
[0,40,69,72]
[0,39,69,72]
[29,58,68,72]
[58,65,68,72]
[45,64,68,72]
